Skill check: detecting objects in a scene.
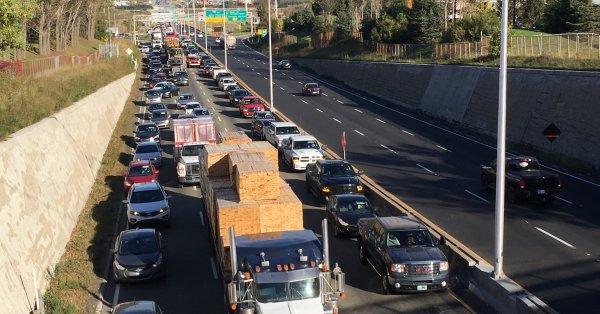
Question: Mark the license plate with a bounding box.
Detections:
[416,285,428,291]
[538,189,546,195]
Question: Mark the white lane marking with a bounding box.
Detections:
[292,94,296,97]
[246,65,250,68]
[316,108,323,113]
[322,93,328,96]
[203,92,206,96]
[416,163,436,175]
[376,118,386,123]
[290,76,295,80]
[256,72,261,76]
[112,284,121,308]
[354,109,363,113]
[333,118,342,123]
[210,257,219,279]
[535,227,576,249]
[336,100,344,104]
[280,87,285,91]
[262,62,266,64]
[224,127,228,132]
[252,68,255,71]
[465,189,490,203]
[274,69,279,72]
[380,144,397,154]
[199,211,205,226]
[402,130,415,136]
[436,145,452,152]
[282,72,286,76]
[354,130,365,136]
[301,100,308,104]
[217,116,222,121]
[556,196,573,205]
[298,81,303,84]
[264,77,268,80]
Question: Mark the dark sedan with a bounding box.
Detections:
[134,122,161,143]
[112,229,166,283]
[326,194,376,237]
[229,89,250,107]
[302,82,322,96]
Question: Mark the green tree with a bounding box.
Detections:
[334,0,356,35]
[406,0,444,44]
[370,13,408,43]
[0,0,37,51]
[518,0,545,28]
[95,20,109,41]
[544,0,596,33]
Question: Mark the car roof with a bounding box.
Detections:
[186,101,201,106]
[129,160,152,167]
[333,194,369,202]
[289,135,316,142]
[113,300,157,314]
[137,122,158,127]
[318,159,350,165]
[131,181,161,192]
[180,92,193,96]
[378,216,426,231]
[271,122,297,127]
[120,228,156,239]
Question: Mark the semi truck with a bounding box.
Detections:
[173,117,216,185]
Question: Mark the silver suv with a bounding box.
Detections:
[123,182,171,228]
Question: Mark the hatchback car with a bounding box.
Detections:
[123,160,159,192]
[144,89,163,104]
[150,109,171,129]
[176,93,195,110]
[192,107,210,117]
[147,102,167,114]
[134,122,160,143]
[134,142,162,167]
[326,194,376,237]
[112,228,166,282]
[124,182,171,228]
[154,82,180,98]
[113,301,164,314]
[302,83,322,96]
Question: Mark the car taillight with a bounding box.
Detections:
[519,179,526,189]
[557,177,562,188]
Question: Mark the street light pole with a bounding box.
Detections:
[267,0,274,112]
[107,6,112,57]
[223,0,227,70]
[193,0,198,42]
[203,0,208,50]
[494,0,510,280]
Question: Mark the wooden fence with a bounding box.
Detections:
[0,51,99,77]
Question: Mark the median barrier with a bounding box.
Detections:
[0,72,135,313]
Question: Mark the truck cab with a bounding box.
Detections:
[357,216,449,294]
[227,223,345,314]
[264,122,301,149]
[305,160,363,203]
[173,117,216,185]
[281,135,325,171]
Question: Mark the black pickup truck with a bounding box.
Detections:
[357,216,449,294]
[481,156,561,204]
[305,159,363,203]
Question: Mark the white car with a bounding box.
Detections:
[281,135,325,171]
[124,182,171,228]
[264,122,301,148]
[184,102,202,115]
[219,78,236,90]
[144,88,163,104]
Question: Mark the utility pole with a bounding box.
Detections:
[204,0,208,49]
[193,0,198,42]
[107,6,112,57]
[267,0,274,112]
[223,0,227,70]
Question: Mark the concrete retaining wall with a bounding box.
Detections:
[293,59,600,170]
[0,72,135,313]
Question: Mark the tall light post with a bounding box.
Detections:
[267,0,274,112]
[203,0,208,49]
[107,6,112,57]
[494,0,510,280]
[193,0,198,42]
[223,0,227,70]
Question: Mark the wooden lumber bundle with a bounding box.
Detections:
[234,161,279,201]
[227,151,270,183]
[203,142,278,177]
[218,131,253,144]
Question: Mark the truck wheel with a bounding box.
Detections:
[358,243,368,264]
[381,274,391,295]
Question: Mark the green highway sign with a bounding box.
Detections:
[206,10,225,18]
[227,9,247,22]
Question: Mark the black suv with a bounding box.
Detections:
[305,159,363,203]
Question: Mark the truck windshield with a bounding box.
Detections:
[255,278,320,303]
[275,126,300,135]
[322,164,354,177]
[182,145,203,156]
[293,140,319,150]
[386,229,436,248]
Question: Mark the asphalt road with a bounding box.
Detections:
[196,33,600,313]
[99,52,480,313]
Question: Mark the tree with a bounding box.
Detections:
[406,0,444,44]
[0,0,37,53]
[518,0,545,28]
[544,0,596,33]
[370,13,408,43]
[335,0,357,35]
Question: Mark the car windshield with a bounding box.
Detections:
[255,278,320,303]
[119,234,159,255]
[146,91,161,97]
[136,144,159,154]
[138,125,158,133]
[322,164,354,177]
[293,140,319,150]
[255,111,273,119]
[244,98,262,104]
[149,104,165,111]
[175,71,187,77]
[181,144,203,156]
[179,94,193,100]
[386,229,436,248]
[130,188,165,203]
[193,109,209,116]
[234,90,249,97]
[337,199,372,214]
[186,103,200,109]
[128,165,153,177]
[275,126,300,135]
[306,84,319,88]
[152,111,168,118]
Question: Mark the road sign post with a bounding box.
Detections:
[341,131,347,160]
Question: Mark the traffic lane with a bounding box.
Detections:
[102,83,225,314]
[280,170,473,314]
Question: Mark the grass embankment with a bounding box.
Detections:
[0,45,134,140]
[28,41,140,314]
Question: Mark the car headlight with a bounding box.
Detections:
[439,261,449,272]
[159,207,169,213]
[129,210,140,216]
[390,263,406,273]
[337,217,349,227]
[292,157,300,162]
[322,186,330,193]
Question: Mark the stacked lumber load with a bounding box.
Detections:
[218,131,253,144]
[234,161,279,201]
[227,151,270,182]
[202,141,278,177]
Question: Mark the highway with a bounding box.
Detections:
[198,34,600,313]
[99,52,484,313]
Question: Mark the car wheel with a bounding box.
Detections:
[381,273,391,295]
[358,242,368,264]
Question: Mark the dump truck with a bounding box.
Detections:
[173,117,216,185]
[200,139,345,313]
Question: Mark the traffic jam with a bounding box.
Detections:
[111,23,458,314]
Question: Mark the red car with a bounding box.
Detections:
[240,96,267,117]
[123,160,160,192]
[187,56,200,68]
